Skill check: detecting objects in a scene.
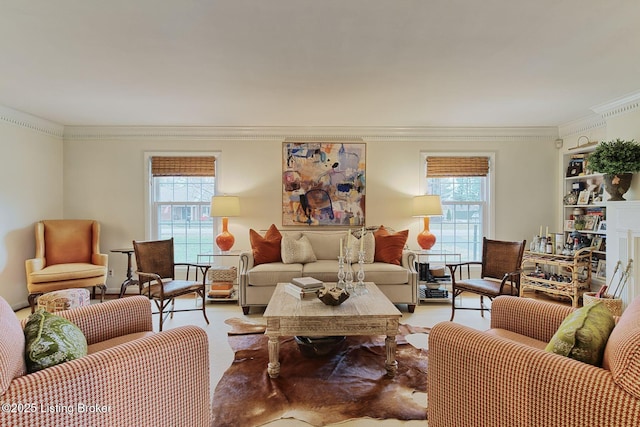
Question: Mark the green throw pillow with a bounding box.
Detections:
[545,301,615,366]
[24,309,88,373]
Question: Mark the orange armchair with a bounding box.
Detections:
[25,220,108,311]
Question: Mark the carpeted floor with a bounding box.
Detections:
[211,319,429,427]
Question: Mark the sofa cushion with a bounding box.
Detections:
[248,262,303,286]
[0,297,26,395]
[24,309,88,373]
[250,224,282,265]
[302,231,345,260]
[347,231,375,263]
[603,295,640,399]
[545,301,615,366]
[373,226,409,266]
[359,262,409,285]
[301,260,340,282]
[281,234,317,264]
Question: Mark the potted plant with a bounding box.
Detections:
[586,138,640,201]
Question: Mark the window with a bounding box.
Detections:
[424,155,492,262]
[149,156,216,263]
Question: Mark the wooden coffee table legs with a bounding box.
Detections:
[385,334,398,377]
[266,333,397,379]
[267,335,281,378]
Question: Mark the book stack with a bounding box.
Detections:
[208,282,234,298]
[285,277,325,300]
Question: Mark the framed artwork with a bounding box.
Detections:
[584,215,598,231]
[282,142,366,226]
[596,259,607,279]
[597,220,607,232]
[592,236,604,251]
[577,190,591,205]
[564,220,575,231]
[566,160,583,177]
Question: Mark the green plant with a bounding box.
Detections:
[587,139,640,175]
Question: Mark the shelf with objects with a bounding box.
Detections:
[197,250,243,303]
[562,142,606,290]
[520,247,592,307]
[413,249,461,303]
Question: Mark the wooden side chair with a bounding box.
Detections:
[133,238,210,331]
[446,237,526,321]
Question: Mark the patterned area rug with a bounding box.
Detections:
[211,318,429,426]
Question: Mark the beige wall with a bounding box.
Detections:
[606,109,640,201]
[0,121,63,309]
[63,134,558,294]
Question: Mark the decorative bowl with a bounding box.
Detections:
[317,287,350,306]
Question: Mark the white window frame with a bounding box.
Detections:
[143,151,221,263]
[420,151,496,262]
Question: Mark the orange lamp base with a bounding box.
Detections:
[417,217,436,250]
[215,217,235,252]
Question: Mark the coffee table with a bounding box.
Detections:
[263,282,402,378]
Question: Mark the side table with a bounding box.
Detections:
[197,250,243,302]
[413,249,461,303]
[111,248,140,298]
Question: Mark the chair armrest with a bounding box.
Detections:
[446,261,481,282]
[428,321,637,427]
[25,258,44,274]
[401,250,417,272]
[1,326,210,427]
[175,263,210,282]
[490,295,575,342]
[54,296,152,345]
[92,253,109,267]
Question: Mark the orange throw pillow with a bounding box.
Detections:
[250,224,282,265]
[374,226,408,265]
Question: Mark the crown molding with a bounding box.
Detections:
[0,105,64,138]
[62,125,558,142]
[557,114,607,138]
[591,90,640,119]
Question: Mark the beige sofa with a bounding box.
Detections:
[428,295,640,426]
[239,228,417,314]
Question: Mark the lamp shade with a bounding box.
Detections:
[210,196,240,217]
[412,195,443,217]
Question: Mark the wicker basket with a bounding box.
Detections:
[583,292,622,316]
[207,266,237,283]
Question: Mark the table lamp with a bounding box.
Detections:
[210,195,240,252]
[412,195,443,250]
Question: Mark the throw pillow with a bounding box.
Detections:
[24,309,88,373]
[373,226,409,266]
[281,234,317,264]
[250,224,282,265]
[347,231,375,263]
[545,301,615,366]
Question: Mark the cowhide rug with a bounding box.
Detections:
[211,318,429,427]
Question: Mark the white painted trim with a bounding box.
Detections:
[63,125,558,142]
[557,114,607,139]
[591,90,640,119]
[0,105,64,138]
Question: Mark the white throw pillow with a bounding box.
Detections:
[347,231,375,263]
[281,234,318,264]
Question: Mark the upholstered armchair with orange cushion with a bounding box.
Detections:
[0,296,211,426]
[25,220,108,311]
[428,295,640,426]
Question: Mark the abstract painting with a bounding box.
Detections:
[282,142,366,226]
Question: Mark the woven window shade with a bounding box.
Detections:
[426,156,489,177]
[151,156,216,177]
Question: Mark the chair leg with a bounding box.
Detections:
[28,293,41,313]
[480,295,485,317]
[200,290,209,325]
[450,288,457,321]
[98,284,106,303]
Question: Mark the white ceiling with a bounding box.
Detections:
[1,0,639,128]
